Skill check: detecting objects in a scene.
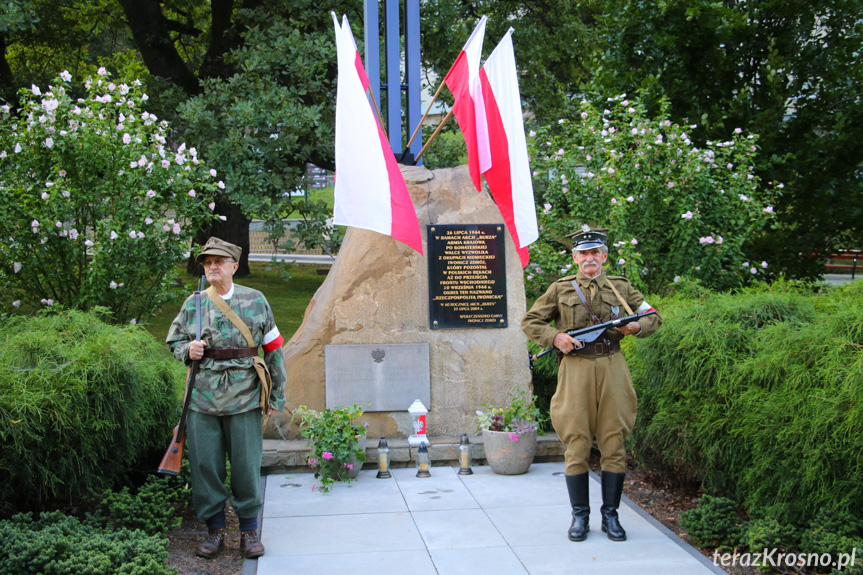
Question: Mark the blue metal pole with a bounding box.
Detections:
[405,0,421,163]
[363,0,380,118]
[384,0,401,152]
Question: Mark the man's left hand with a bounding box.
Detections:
[618,321,641,336]
[267,408,279,417]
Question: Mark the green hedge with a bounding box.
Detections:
[626,280,863,524]
[0,309,184,512]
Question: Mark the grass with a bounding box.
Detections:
[286,187,334,218]
[143,262,329,348]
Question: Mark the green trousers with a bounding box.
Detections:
[187,409,263,523]
[551,354,637,475]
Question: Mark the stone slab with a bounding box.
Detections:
[324,343,430,411]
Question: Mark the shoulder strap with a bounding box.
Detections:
[606,279,635,315]
[571,280,601,325]
[205,286,256,348]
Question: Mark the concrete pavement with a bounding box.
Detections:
[245,462,726,575]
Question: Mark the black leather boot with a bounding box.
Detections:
[565,473,590,541]
[600,471,627,541]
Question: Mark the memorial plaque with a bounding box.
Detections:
[325,344,430,411]
[427,224,507,329]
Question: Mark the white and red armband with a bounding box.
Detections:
[262,325,284,353]
[637,301,656,314]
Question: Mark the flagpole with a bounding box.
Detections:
[367,87,386,133]
[414,109,453,162]
[404,80,447,152]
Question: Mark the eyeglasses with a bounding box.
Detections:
[202,257,234,268]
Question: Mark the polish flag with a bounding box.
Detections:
[443,16,492,192]
[479,28,538,267]
[331,13,423,254]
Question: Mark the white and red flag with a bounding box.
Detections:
[443,16,492,192]
[479,28,538,267]
[331,13,422,254]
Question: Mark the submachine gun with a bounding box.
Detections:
[157,275,206,475]
[528,311,657,370]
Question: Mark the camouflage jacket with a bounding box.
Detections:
[166,283,287,415]
[522,271,662,349]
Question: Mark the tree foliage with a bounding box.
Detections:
[0,71,217,321]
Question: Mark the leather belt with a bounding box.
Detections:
[203,347,259,359]
[568,340,620,357]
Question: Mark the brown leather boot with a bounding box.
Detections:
[195,528,225,559]
[240,530,265,559]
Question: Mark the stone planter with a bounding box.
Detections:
[333,451,363,481]
[482,429,537,475]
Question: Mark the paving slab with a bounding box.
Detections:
[252,462,726,575]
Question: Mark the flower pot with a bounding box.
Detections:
[482,429,537,475]
[333,451,362,481]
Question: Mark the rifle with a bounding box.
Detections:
[158,275,206,475]
[529,310,657,369]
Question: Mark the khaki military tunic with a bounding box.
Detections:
[522,271,662,475]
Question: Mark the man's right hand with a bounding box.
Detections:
[553,332,583,354]
[188,339,207,361]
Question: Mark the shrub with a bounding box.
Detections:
[295,404,367,493]
[0,511,174,575]
[0,309,184,512]
[800,510,863,572]
[0,69,218,323]
[527,94,779,296]
[628,280,863,525]
[680,495,743,549]
[96,476,189,536]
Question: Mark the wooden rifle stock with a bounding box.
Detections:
[157,276,205,475]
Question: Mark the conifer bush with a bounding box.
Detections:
[0,309,184,512]
[627,280,863,526]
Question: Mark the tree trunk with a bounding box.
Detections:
[187,200,252,278]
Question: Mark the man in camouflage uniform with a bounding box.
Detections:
[167,237,286,560]
[522,226,662,542]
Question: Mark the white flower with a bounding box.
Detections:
[219,215,227,221]
[161,159,170,169]
[137,231,145,239]
[777,183,784,189]
[188,189,196,198]
[31,219,39,228]
[175,153,185,165]
[162,224,170,232]
[727,163,734,169]
[586,155,592,161]
[109,281,118,289]
[761,261,769,269]
[611,198,618,204]
[743,262,750,267]
[13,262,21,273]
[580,112,588,119]
[608,167,615,174]
[144,217,153,225]
[734,128,742,134]
[739,194,749,201]
[14,143,21,153]
[12,300,20,307]
[110,231,118,240]
[41,298,54,306]
[97,66,107,75]
[699,237,708,244]
[69,229,79,240]
[618,258,626,265]
[84,239,94,247]
[529,130,536,137]
[716,236,724,244]
[55,221,62,228]
[751,267,758,274]
[209,168,217,177]
[146,189,156,198]
[41,192,49,200]
[60,70,72,81]
[44,137,53,148]
[632,128,638,135]
[673,276,681,283]
[543,203,552,214]
[138,155,147,167]
[130,318,137,325]
[31,84,41,96]
[627,196,634,202]
[129,230,137,239]
[631,238,638,245]
[763,206,774,213]
[217,181,225,189]
[172,223,181,234]
[208,202,215,211]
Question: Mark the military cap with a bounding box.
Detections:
[196,237,242,263]
[567,224,608,251]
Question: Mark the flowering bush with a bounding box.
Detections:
[476,389,540,439]
[0,70,219,323]
[527,95,780,296]
[294,404,367,493]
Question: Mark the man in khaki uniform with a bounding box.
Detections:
[522,226,662,542]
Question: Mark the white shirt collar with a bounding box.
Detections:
[221,283,234,300]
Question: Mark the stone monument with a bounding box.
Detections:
[268,164,533,440]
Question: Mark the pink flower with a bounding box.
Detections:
[12,300,20,307]
[751,267,758,274]
[44,137,53,148]
[122,133,131,144]
[631,238,638,245]
[618,258,626,265]
[763,206,774,214]
[557,148,564,156]
[681,211,693,220]
[627,196,634,202]
[509,433,519,442]
[97,66,107,76]
[162,224,170,232]
[188,189,196,198]
[172,223,181,235]
[219,215,227,221]
[208,202,215,211]
[144,217,153,225]
[161,160,170,169]
[611,198,618,204]
[322,452,333,460]
[146,189,156,198]
[344,463,353,470]
[218,181,225,189]
[209,168,217,177]
[543,203,551,214]
[667,182,674,188]
[129,230,137,239]
[761,261,769,269]
[84,239,93,247]
[60,70,72,82]
[41,298,54,306]
[41,192,49,200]
[109,281,118,289]
[716,236,724,244]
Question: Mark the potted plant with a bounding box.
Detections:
[294,404,368,492]
[476,389,540,475]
